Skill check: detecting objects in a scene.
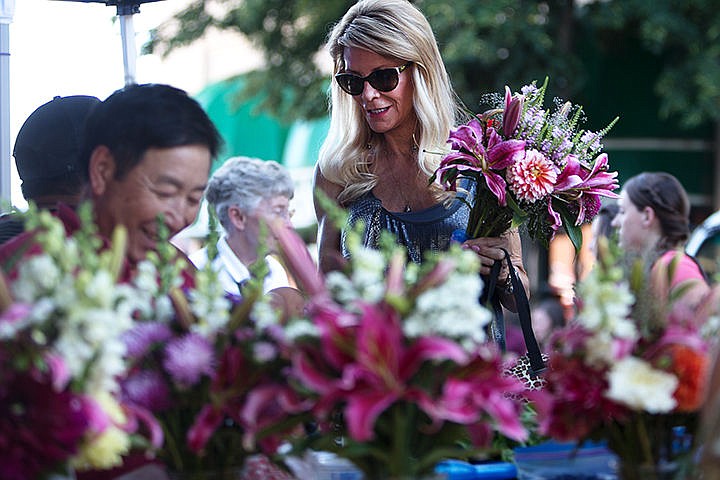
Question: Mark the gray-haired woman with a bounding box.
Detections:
[190,156,295,297]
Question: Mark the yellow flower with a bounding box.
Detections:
[73,393,131,471]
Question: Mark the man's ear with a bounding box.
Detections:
[228,205,247,231]
[88,146,116,196]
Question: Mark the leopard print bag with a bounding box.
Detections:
[486,249,547,391]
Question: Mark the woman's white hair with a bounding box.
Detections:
[204,156,294,231]
[318,0,468,205]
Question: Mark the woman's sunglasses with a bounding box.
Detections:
[335,62,412,96]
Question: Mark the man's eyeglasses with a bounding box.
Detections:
[334,62,412,96]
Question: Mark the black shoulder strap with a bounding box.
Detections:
[485,249,546,375]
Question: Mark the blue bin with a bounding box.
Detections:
[435,459,517,479]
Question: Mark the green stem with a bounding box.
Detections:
[637,415,655,466]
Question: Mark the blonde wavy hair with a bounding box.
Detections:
[318,0,467,205]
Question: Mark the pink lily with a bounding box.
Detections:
[45,352,71,391]
[267,218,327,297]
[409,257,457,297]
[240,383,313,453]
[437,119,525,206]
[502,86,524,137]
[552,153,619,226]
[427,352,528,442]
[187,404,224,453]
[296,303,469,441]
[122,403,164,448]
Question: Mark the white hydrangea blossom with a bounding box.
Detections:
[605,356,678,413]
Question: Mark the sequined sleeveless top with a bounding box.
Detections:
[341,184,472,264]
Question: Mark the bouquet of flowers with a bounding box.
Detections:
[120,227,308,479]
[0,205,141,480]
[431,78,619,251]
[269,220,532,479]
[537,240,719,479]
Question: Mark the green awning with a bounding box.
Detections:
[195,76,291,172]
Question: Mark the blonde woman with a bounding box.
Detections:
[314,0,528,311]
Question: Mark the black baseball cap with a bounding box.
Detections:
[13,95,100,181]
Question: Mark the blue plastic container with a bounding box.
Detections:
[435,459,517,479]
[513,440,617,480]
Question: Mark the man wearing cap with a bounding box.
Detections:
[0,83,221,479]
[0,95,100,244]
[0,84,220,276]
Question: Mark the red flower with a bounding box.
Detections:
[0,370,91,480]
[539,355,628,441]
[655,344,709,412]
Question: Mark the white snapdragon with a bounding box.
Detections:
[326,272,360,304]
[83,270,116,307]
[348,247,386,303]
[403,269,490,350]
[188,281,231,337]
[13,254,62,301]
[605,356,678,413]
[584,331,615,366]
[251,299,282,332]
[284,318,320,341]
[576,274,636,339]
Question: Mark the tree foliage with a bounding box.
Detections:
[145,0,719,128]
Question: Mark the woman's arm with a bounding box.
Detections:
[462,228,529,312]
[313,165,346,274]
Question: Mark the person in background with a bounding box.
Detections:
[189,156,295,297]
[589,201,619,258]
[314,0,528,311]
[0,84,222,479]
[530,293,566,347]
[0,95,100,245]
[1,84,220,275]
[611,172,709,302]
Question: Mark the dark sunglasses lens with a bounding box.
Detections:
[369,69,399,92]
[336,74,363,95]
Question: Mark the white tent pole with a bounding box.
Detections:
[119,12,136,86]
[0,0,14,209]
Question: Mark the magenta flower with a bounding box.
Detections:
[240,383,313,453]
[163,333,215,387]
[436,119,526,206]
[503,85,524,137]
[551,153,619,227]
[424,350,528,443]
[0,371,91,480]
[267,219,327,297]
[121,369,172,412]
[187,404,224,453]
[44,352,71,391]
[294,303,469,442]
[0,302,31,327]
